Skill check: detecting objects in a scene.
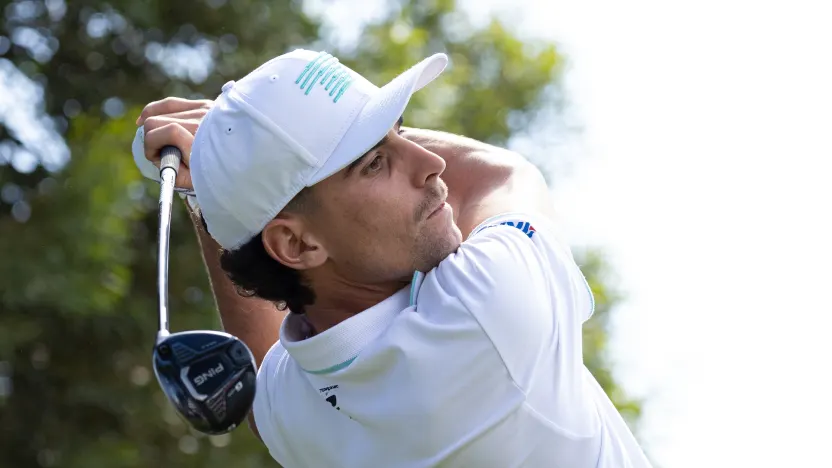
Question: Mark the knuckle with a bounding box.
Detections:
[170,121,188,134]
[141,100,157,112]
[157,122,181,139]
[148,98,165,110]
[143,115,162,130]
[152,97,177,115]
[164,123,193,144]
[158,99,175,113]
[139,101,163,121]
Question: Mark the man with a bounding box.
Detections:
[134,49,652,467]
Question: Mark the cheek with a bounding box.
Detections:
[352,199,420,257]
[323,179,422,251]
[320,199,390,251]
[356,199,410,239]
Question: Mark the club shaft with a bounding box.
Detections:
[157,146,181,342]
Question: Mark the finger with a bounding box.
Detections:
[163,108,210,123]
[137,97,212,126]
[144,115,200,136]
[144,122,195,190]
[137,97,212,125]
[143,122,194,166]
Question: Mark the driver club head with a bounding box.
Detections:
[152,330,257,435]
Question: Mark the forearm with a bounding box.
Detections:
[186,203,285,368]
[401,127,555,235]
[401,126,522,189]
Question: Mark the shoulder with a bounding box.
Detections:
[252,340,287,415]
[252,340,294,461]
[429,210,595,343]
[434,212,561,308]
[463,212,594,318]
[256,339,293,386]
[252,341,352,467]
[432,213,555,334]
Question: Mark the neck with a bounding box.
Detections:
[303,270,410,335]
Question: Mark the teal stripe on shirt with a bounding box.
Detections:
[304,356,357,375]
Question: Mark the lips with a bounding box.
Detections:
[419,181,449,221]
[427,199,447,219]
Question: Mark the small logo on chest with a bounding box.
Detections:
[319,385,340,410]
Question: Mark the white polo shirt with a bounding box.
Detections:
[252,212,652,468]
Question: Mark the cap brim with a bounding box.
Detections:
[308,53,449,185]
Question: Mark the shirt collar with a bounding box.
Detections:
[280,286,410,374]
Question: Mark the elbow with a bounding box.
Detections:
[518,156,548,189]
[499,151,548,192]
[493,149,545,185]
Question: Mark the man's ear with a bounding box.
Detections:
[261,217,328,269]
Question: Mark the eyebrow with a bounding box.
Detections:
[345,116,404,177]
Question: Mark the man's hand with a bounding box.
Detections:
[137,97,213,191]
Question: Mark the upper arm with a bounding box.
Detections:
[451,152,555,238]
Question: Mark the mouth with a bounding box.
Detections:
[427,200,448,219]
[419,181,450,221]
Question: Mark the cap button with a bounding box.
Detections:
[222,80,236,93]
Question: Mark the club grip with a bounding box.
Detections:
[156,145,181,338]
[160,146,182,174]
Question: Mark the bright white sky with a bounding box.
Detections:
[312,0,832,466]
[487,0,832,466]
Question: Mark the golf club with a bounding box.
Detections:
[151,145,257,435]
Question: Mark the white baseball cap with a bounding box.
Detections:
[188,49,449,250]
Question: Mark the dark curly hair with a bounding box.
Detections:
[200,188,317,314]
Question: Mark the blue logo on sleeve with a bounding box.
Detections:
[499,220,536,238]
[473,217,538,239]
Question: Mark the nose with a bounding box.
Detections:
[404,138,446,188]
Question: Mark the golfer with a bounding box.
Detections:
[134,49,652,467]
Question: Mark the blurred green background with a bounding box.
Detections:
[0,0,644,466]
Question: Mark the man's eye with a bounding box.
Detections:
[365,155,383,173]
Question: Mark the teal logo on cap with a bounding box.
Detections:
[295,51,354,103]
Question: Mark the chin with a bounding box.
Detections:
[414,222,462,272]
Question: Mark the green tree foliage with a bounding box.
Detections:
[0,0,642,466]
[577,249,643,431]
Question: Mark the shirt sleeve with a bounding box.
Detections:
[434,212,595,389]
